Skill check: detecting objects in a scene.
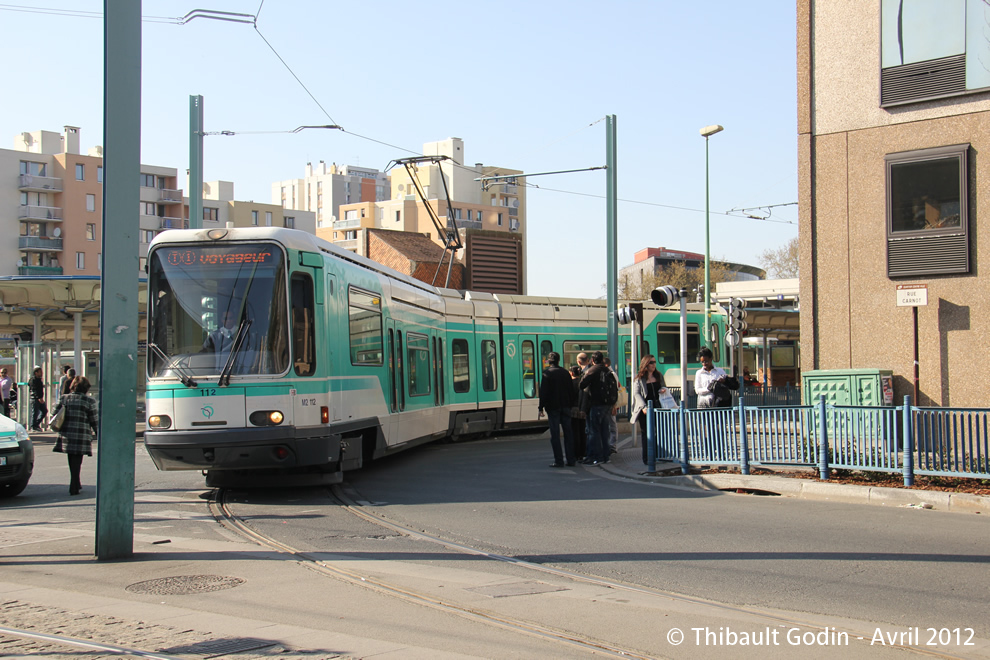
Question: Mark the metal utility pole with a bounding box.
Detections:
[189,95,204,229]
[96,0,141,560]
[606,115,618,363]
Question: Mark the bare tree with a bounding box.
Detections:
[758,237,799,279]
[619,259,734,301]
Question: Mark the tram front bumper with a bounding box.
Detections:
[144,426,341,471]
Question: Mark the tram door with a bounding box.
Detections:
[326,273,341,422]
[517,334,543,423]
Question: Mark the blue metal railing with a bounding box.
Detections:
[647,395,990,483]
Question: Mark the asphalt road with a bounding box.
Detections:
[228,430,990,656]
[8,430,989,659]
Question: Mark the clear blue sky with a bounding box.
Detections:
[2,0,798,299]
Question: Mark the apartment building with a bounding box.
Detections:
[7,126,315,278]
[273,161,389,229]
[334,138,528,294]
[798,0,989,406]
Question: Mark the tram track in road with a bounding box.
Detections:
[210,486,977,660]
[210,486,653,660]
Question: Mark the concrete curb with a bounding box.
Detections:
[600,449,990,514]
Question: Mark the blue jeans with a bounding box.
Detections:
[587,405,611,462]
[31,399,47,430]
[547,408,575,464]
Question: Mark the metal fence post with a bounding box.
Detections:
[679,400,690,474]
[738,395,750,475]
[902,395,914,487]
[818,394,830,480]
[646,401,657,473]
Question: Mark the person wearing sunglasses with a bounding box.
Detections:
[630,355,667,465]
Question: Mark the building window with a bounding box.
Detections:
[395,211,401,223]
[141,202,155,215]
[76,252,85,269]
[251,210,259,226]
[86,194,96,212]
[203,207,218,222]
[97,166,103,183]
[345,230,357,240]
[75,164,84,180]
[86,223,95,240]
[497,213,503,226]
[880,0,990,106]
[20,161,46,176]
[885,144,970,276]
[140,173,155,187]
[265,211,273,226]
[285,216,295,228]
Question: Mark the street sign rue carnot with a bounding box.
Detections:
[896,284,928,307]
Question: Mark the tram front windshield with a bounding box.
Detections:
[147,243,290,379]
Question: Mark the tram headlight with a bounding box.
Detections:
[249,410,285,426]
[148,415,172,429]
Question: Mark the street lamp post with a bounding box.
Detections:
[700,124,723,349]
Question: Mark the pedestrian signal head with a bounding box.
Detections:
[650,286,680,307]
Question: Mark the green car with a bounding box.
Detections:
[0,416,34,497]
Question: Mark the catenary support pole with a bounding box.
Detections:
[189,95,204,230]
[606,115,618,366]
[96,0,141,559]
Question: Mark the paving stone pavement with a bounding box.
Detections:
[0,600,354,659]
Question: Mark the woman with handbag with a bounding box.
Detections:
[50,376,98,496]
[630,354,667,465]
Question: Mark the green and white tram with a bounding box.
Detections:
[143,227,726,485]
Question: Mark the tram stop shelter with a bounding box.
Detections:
[0,276,148,418]
[713,278,801,388]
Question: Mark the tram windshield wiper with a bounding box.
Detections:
[218,318,252,387]
[148,342,198,388]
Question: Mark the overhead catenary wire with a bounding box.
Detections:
[4,4,793,228]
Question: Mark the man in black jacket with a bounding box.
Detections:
[579,351,613,465]
[538,352,576,467]
[28,366,47,432]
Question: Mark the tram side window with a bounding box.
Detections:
[348,287,383,366]
[656,322,701,365]
[407,332,431,397]
[452,339,470,393]
[522,340,536,399]
[291,274,316,376]
[562,340,608,371]
[481,339,498,392]
[540,340,553,369]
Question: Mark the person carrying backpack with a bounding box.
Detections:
[578,351,616,465]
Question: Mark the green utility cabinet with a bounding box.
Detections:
[802,369,895,407]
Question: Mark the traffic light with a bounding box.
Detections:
[650,285,680,307]
[726,297,747,346]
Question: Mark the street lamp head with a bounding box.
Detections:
[700,124,724,138]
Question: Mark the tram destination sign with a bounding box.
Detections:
[896,284,928,307]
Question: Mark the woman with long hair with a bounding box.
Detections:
[50,376,98,496]
[630,355,666,465]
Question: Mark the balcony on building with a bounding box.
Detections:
[448,218,482,230]
[18,205,63,221]
[335,238,358,251]
[18,265,63,276]
[19,236,63,252]
[158,189,183,204]
[333,218,362,230]
[160,217,187,229]
[18,174,63,193]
